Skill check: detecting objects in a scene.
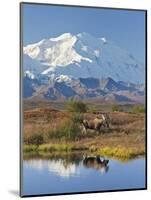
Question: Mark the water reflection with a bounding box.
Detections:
[24,159,78,177]
[83,156,109,174]
[24,155,110,178]
[48,159,79,177]
[23,153,145,195]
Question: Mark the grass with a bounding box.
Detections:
[23,144,145,161]
[112,104,123,112]
[23,143,89,153]
[23,104,146,160]
[24,112,82,142]
[24,99,145,113]
[65,99,87,113]
[24,144,72,152]
[23,145,38,152]
[47,116,81,140]
[131,105,145,113]
[97,147,145,160]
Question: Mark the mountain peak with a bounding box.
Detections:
[50,32,73,41]
[23,32,144,84]
[100,37,107,44]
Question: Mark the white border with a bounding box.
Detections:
[0,0,150,199]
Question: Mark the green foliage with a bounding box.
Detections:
[47,116,81,141]
[25,133,44,147]
[23,145,37,152]
[112,104,123,112]
[71,113,83,124]
[24,113,83,143]
[131,105,145,113]
[65,99,87,113]
[88,105,100,114]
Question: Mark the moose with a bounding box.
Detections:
[81,114,110,134]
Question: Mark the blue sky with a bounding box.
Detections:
[22,3,146,63]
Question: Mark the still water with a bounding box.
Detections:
[23,154,145,196]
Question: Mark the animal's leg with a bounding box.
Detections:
[84,127,87,134]
[96,124,102,135]
[82,125,87,135]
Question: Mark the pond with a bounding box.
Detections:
[22,153,146,196]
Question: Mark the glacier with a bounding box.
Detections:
[23,32,145,84]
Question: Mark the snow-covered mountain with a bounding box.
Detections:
[23,32,144,84]
[23,32,145,103]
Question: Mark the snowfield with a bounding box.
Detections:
[23,32,144,84]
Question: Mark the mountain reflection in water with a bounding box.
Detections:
[24,155,109,178]
[23,153,145,196]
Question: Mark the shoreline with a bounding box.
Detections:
[23,143,145,161]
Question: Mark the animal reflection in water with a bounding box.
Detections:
[83,156,109,173]
[81,114,110,134]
